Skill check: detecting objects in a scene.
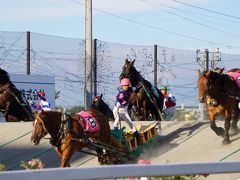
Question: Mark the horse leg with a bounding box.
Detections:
[54,147,62,157]
[222,108,238,145]
[53,146,71,167]
[142,102,149,121]
[59,143,74,167]
[4,101,10,120]
[60,150,73,167]
[222,118,231,145]
[209,112,224,137]
[96,148,106,165]
[230,108,240,135]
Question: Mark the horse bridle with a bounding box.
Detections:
[32,116,49,143]
[33,113,66,146]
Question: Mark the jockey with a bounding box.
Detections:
[30,91,51,111]
[113,78,141,143]
[160,85,176,120]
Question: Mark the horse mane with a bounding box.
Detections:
[0,68,19,92]
[0,68,10,82]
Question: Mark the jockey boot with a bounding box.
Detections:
[134,131,141,145]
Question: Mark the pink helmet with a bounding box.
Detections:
[120,78,130,86]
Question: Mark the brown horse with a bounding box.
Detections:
[119,59,164,121]
[31,109,122,167]
[197,68,240,144]
[0,68,33,121]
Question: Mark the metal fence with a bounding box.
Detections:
[1,162,240,180]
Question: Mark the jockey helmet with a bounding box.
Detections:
[38,91,45,97]
[160,85,168,91]
[120,78,130,86]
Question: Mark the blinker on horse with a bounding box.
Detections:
[0,68,33,122]
[31,109,121,167]
[197,68,240,145]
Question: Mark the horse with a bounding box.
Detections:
[197,68,240,144]
[119,59,164,121]
[0,68,33,122]
[31,109,122,167]
[90,93,114,121]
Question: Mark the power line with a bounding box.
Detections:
[172,0,240,20]
[149,0,240,31]
[141,0,240,38]
[68,0,240,50]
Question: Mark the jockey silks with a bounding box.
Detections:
[115,87,132,107]
[164,92,176,108]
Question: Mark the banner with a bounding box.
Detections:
[10,74,55,108]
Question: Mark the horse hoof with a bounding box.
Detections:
[217,127,225,136]
[222,139,230,145]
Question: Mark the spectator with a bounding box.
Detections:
[30,91,51,111]
[160,85,176,120]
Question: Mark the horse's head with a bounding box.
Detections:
[119,59,136,80]
[91,94,104,110]
[198,69,222,103]
[31,110,62,145]
[31,110,48,145]
[197,69,210,103]
[91,94,114,120]
[0,68,10,85]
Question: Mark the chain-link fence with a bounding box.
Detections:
[0,31,239,108]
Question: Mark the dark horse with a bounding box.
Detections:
[0,68,33,121]
[197,68,240,144]
[31,109,122,167]
[91,93,114,121]
[119,59,164,121]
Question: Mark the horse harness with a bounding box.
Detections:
[208,75,240,102]
[205,74,240,108]
[42,112,72,147]
[130,76,164,121]
[48,112,105,147]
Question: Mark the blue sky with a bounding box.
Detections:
[1,0,240,54]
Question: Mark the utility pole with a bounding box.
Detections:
[26,31,30,75]
[93,39,97,96]
[205,49,209,71]
[85,0,92,109]
[196,48,221,71]
[154,44,157,87]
